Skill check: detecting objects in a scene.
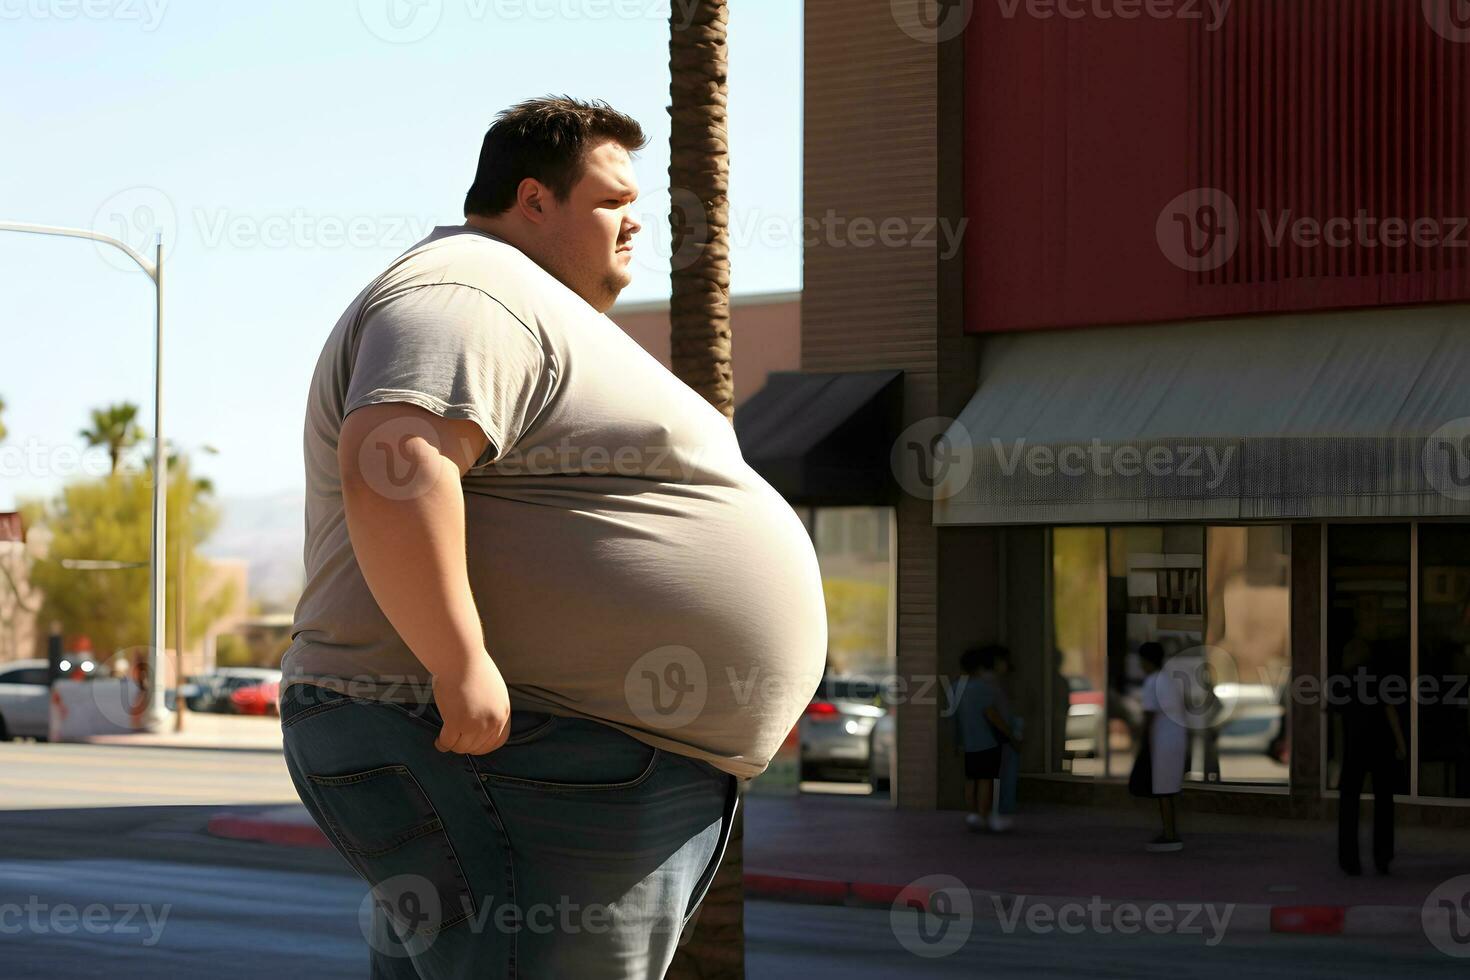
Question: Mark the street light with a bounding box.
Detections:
[0,220,168,731]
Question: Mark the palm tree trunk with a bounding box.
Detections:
[668,0,733,421]
[666,2,741,978]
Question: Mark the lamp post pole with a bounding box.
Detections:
[0,221,169,731]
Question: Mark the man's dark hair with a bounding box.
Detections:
[463,96,648,217]
[961,643,1010,673]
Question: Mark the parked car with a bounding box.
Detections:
[229,678,281,716]
[0,659,51,740]
[1214,681,1286,754]
[187,668,283,715]
[1064,675,1106,760]
[799,677,888,783]
[868,711,894,791]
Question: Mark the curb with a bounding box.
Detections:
[204,812,1427,940]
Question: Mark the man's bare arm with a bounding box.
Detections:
[337,402,510,755]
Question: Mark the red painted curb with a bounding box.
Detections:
[849,882,909,907]
[1271,905,1346,935]
[200,816,1393,940]
[207,813,332,850]
[742,873,850,904]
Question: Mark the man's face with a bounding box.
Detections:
[537,140,641,312]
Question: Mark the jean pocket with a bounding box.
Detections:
[476,717,661,792]
[304,764,475,937]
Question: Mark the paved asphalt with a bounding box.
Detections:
[0,740,1466,977]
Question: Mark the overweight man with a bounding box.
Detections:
[278,96,827,979]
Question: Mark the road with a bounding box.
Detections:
[0,741,1465,977]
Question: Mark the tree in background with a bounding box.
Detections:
[78,402,143,475]
[19,452,237,664]
[0,394,8,442]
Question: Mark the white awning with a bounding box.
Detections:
[933,304,1470,524]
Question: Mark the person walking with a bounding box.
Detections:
[278,97,828,979]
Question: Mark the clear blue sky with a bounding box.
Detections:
[0,0,802,509]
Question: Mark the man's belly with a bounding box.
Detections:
[462,481,828,773]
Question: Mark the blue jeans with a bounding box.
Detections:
[280,682,738,979]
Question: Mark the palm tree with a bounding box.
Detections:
[666,3,742,978]
[79,402,144,475]
[667,0,733,421]
[0,394,8,442]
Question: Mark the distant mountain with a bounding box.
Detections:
[201,489,304,612]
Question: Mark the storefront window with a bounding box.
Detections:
[1105,527,1206,780]
[1416,525,1470,799]
[1048,524,1289,786]
[799,507,898,795]
[812,507,895,679]
[1205,526,1290,784]
[1325,525,1411,796]
[1050,527,1107,776]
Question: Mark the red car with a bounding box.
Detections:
[229,679,281,716]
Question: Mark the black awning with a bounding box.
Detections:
[734,370,904,506]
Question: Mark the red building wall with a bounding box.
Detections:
[966,0,1470,333]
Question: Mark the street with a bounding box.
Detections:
[0,851,1461,979]
[0,740,1464,978]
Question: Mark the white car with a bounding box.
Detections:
[0,659,51,740]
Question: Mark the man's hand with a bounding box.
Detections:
[433,655,512,756]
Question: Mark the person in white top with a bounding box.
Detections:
[1134,642,1187,851]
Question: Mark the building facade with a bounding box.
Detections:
[769,0,1470,823]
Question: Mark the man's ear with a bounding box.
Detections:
[518,177,547,223]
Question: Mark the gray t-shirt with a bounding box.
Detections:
[283,225,828,779]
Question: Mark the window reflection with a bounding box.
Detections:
[1205,526,1290,784]
[1106,527,1206,780]
[1326,525,1410,796]
[1048,524,1290,786]
[1051,528,1107,776]
[1417,525,1470,799]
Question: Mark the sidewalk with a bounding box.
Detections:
[203,787,1470,938]
[741,793,1470,933]
[79,712,284,752]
